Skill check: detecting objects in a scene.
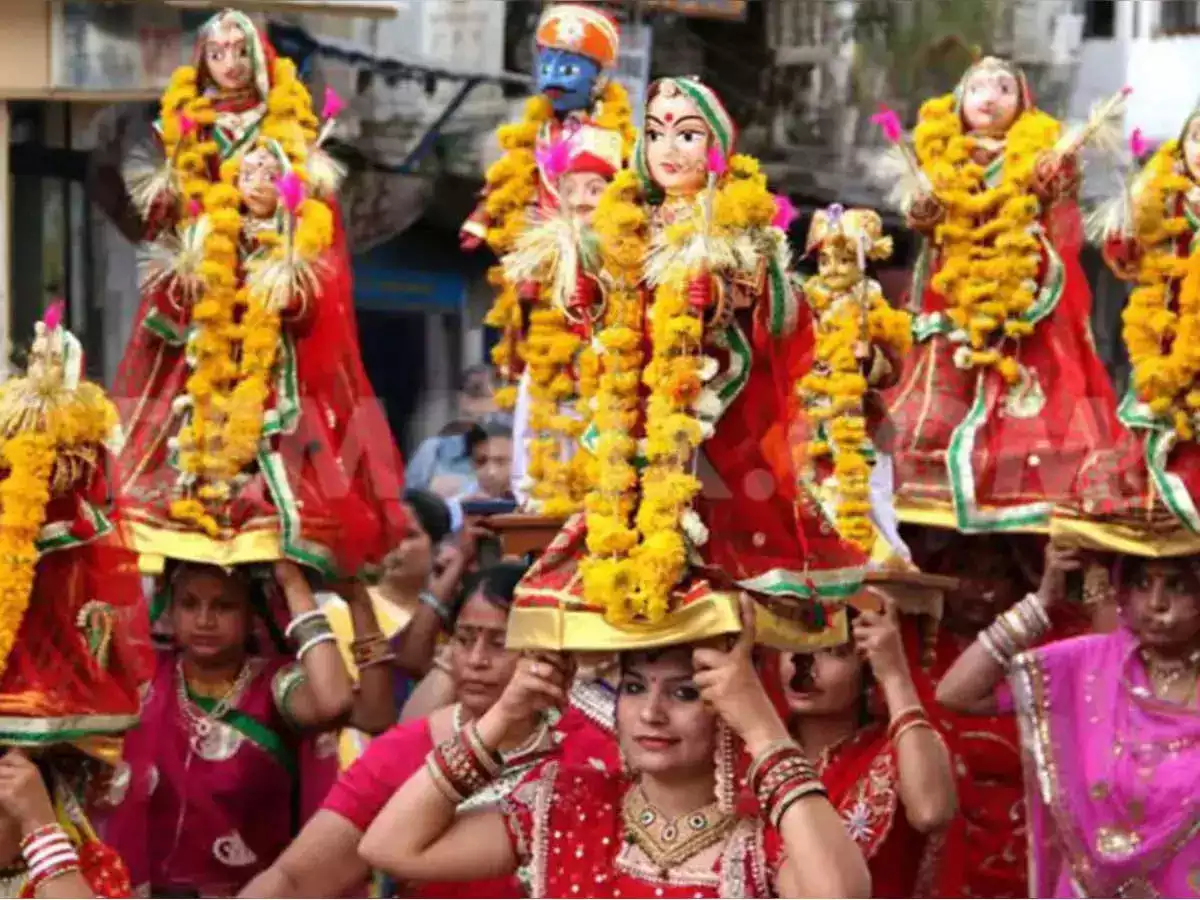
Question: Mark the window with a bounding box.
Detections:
[1082,0,1116,38]
[1160,0,1200,35]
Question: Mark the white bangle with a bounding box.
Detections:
[29,849,79,879]
[297,632,337,660]
[22,832,71,860]
[285,609,326,639]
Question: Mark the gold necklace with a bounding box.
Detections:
[621,785,734,875]
[1139,648,1200,702]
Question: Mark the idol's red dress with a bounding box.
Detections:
[114,206,406,577]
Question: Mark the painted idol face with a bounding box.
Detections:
[644,83,711,197]
[203,17,255,94]
[536,48,602,115]
[238,146,283,218]
[961,64,1022,136]
[1183,116,1200,181]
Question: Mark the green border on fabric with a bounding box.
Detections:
[187,689,296,776]
[142,309,186,346]
[1118,387,1200,533]
[258,449,337,577]
[0,715,139,745]
[35,501,114,556]
[262,334,300,437]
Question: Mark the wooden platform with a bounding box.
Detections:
[486,514,566,558]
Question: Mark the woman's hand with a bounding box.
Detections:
[0,751,56,834]
[476,653,572,750]
[692,595,788,754]
[1038,542,1082,609]
[852,593,911,687]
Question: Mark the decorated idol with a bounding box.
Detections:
[882,54,1130,533]
[506,76,866,653]
[1093,108,1200,538]
[796,205,913,561]
[125,9,343,235]
[464,3,636,411]
[115,11,405,578]
[504,123,624,516]
[0,309,150,898]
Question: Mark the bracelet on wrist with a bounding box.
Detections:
[285,609,325,639]
[891,718,937,745]
[886,706,929,743]
[20,825,79,894]
[424,724,503,804]
[420,591,453,628]
[297,631,337,660]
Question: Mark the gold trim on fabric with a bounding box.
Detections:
[506,593,848,652]
[129,519,282,572]
[896,496,1051,533]
[1050,513,1200,558]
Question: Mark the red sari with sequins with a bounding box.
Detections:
[501,763,782,899]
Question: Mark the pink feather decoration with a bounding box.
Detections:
[535,137,572,181]
[772,194,799,231]
[1129,127,1148,160]
[43,300,65,332]
[706,146,727,176]
[188,198,203,218]
[870,105,904,144]
[322,86,346,121]
[275,172,306,214]
[178,114,196,136]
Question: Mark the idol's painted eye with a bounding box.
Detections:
[561,63,580,79]
[540,62,552,77]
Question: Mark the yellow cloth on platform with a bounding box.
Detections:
[319,587,415,769]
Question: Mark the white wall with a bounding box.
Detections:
[1123,36,1200,141]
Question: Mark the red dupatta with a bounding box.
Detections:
[791,618,969,898]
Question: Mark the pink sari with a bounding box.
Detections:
[1009,629,1200,897]
[105,651,308,897]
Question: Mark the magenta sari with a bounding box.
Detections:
[104,651,312,897]
[1009,629,1200,897]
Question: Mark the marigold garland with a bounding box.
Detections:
[913,94,1060,382]
[1121,139,1200,437]
[523,300,586,516]
[583,157,780,623]
[483,82,637,411]
[0,371,118,679]
[167,57,324,535]
[799,279,912,550]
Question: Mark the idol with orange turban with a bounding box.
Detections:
[464,4,637,412]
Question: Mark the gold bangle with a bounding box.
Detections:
[890,718,937,745]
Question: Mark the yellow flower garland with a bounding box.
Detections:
[799,279,912,550]
[582,169,646,622]
[1122,140,1199,435]
[584,157,778,623]
[0,375,118,678]
[523,301,585,516]
[167,58,323,534]
[913,95,1060,382]
[483,82,637,411]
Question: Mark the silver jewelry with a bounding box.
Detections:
[297,631,337,660]
[176,658,254,761]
